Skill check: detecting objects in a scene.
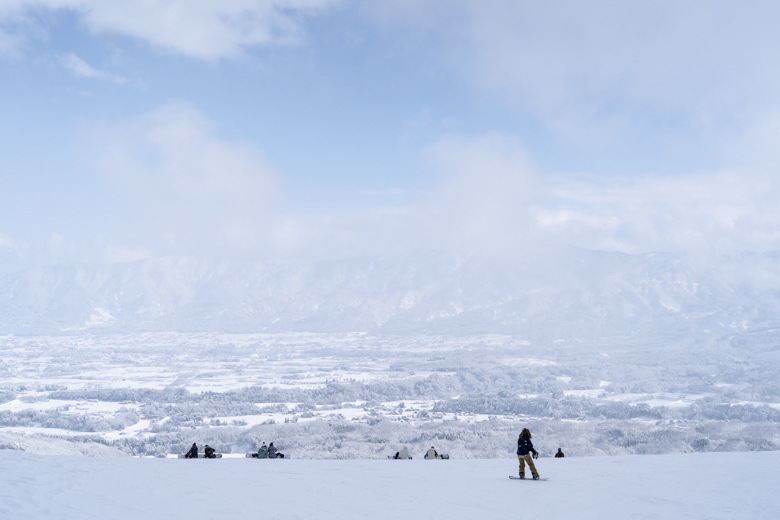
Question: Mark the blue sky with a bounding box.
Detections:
[1,1,780,267]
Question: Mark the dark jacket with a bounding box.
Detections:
[204,446,216,458]
[187,445,198,459]
[268,445,278,459]
[517,437,538,456]
[555,450,564,458]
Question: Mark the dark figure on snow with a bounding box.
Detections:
[257,442,268,459]
[267,442,278,459]
[185,443,198,459]
[555,448,565,458]
[517,429,540,479]
[204,445,216,458]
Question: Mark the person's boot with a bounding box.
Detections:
[519,472,525,479]
[532,474,540,480]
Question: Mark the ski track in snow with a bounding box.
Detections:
[0,450,777,520]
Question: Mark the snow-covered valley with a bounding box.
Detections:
[1,450,777,519]
[1,330,779,459]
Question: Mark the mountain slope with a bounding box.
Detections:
[1,250,779,336]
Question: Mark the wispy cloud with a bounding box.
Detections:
[5,122,780,265]
[369,1,780,167]
[2,0,341,60]
[359,189,404,196]
[88,101,282,255]
[61,53,125,84]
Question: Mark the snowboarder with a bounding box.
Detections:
[425,446,441,460]
[267,442,278,459]
[257,442,268,458]
[555,448,564,458]
[204,445,216,458]
[185,443,198,459]
[517,429,540,479]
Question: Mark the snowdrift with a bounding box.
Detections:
[0,450,777,519]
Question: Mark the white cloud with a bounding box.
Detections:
[61,53,125,83]
[1,0,340,60]
[374,0,780,107]
[89,101,282,254]
[0,3,38,56]
[369,1,780,164]
[519,166,780,256]
[413,133,780,257]
[423,133,538,254]
[6,124,780,265]
[83,119,780,259]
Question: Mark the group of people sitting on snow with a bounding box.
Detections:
[184,441,286,459]
[184,443,218,459]
[254,441,285,459]
[391,445,448,460]
[424,446,446,459]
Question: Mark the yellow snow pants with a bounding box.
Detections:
[518,454,538,477]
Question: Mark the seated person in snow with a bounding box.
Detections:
[185,443,198,459]
[425,446,441,460]
[204,445,216,458]
[267,443,278,459]
[555,448,565,458]
[393,446,412,459]
[257,442,268,458]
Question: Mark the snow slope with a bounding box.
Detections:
[1,451,777,519]
[0,432,128,457]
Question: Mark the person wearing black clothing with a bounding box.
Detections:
[555,448,564,458]
[185,443,198,459]
[204,445,216,458]
[517,428,540,479]
[267,443,278,459]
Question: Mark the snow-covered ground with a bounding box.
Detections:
[0,450,777,519]
[1,331,780,458]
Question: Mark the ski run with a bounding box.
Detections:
[1,450,778,519]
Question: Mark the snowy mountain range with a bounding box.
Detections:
[2,249,780,336]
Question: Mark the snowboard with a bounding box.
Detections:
[509,476,548,481]
[245,453,288,459]
[177,453,222,458]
